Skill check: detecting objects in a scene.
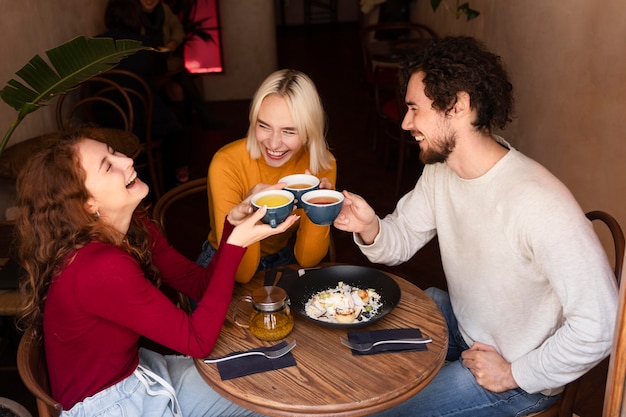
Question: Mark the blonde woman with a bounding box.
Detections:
[198,69,337,283]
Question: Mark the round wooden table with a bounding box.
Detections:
[194,265,448,417]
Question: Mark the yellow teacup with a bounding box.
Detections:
[251,190,295,228]
[254,194,292,208]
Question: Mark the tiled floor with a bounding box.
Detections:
[0,22,607,416]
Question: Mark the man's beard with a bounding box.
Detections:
[419,133,456,165]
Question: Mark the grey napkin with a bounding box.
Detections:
[215,341,297,380]
[347,328,428,355]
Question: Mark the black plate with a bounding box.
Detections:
[287,265,401,328]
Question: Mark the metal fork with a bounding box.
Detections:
[204,340,296,363]
[340,337,432,352]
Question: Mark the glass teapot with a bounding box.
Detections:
[233,286,294,341]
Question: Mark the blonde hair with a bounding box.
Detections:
[246,69,332,174]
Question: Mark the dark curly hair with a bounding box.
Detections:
[401,36,514,132]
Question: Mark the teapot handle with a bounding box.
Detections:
[232,295,253,328]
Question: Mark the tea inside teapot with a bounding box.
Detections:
[234,286,294,341]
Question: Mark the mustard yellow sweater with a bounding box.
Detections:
[207,139,337,283]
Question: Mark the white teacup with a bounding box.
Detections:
[279,174,320,208]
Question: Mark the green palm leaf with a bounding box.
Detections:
[0,36,150,155]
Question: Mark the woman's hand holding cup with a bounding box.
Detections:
[227,182,294,226]
[318,177,332,190]
[251,190,296,228]
[226,200,255,226]
[228,182,289,225]
[303,169,332,190]
[227,204,300,248]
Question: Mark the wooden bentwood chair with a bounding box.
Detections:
[526,210,625,417]
[603,258,626,416]
[152,177,210,315]
[104,69,166,200]
[16,327,62,417]
[152,177,210,262]
[56,69,165,200]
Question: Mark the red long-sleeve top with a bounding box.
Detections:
[44,218,245,410]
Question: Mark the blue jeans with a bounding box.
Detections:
[197,241,297,271]
[372,288,559,417]
[62,348,264,417]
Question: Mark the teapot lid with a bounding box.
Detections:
[251,286,288,312]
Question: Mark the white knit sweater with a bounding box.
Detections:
[357,138,618,394]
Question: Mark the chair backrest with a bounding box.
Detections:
[586,210,625,284]
[586,211,626,416]
[57,69,164,200]
[56,76,134,131]
[525,210,625,417]
[152,177,209,261]
[102,69,154,139]
[151,177,209,314]
[100,69,164,200]
[603,267,626,416]
[17,327,62,417]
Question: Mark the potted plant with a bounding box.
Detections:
[430,0,480,20]
[167,0,217,46]
[0,36,149,157]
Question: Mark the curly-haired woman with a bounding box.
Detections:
[15,129,295,416]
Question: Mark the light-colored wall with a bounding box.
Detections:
[411,0,626,257]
